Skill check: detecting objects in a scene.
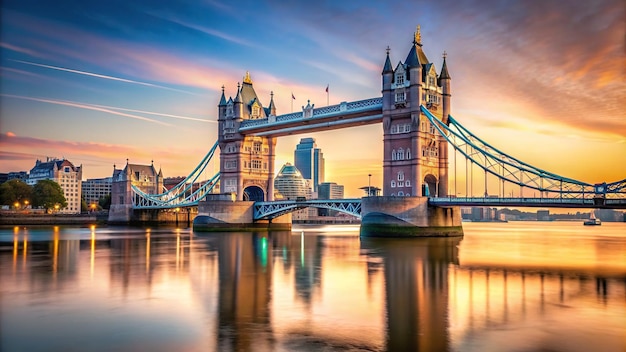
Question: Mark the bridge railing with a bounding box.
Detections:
[254,198,362,220]
[240,97,382,130]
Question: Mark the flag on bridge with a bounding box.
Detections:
[325,84,329,105]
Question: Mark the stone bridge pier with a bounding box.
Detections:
[360,196,462,237]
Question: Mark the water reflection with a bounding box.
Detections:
[361,237,461,351]
[199,232,290,352]
[1,223,625,352]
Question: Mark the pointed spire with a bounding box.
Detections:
[440,51,451,80]
[268,91,276,114]
[234,82,242,103]
[413,25,422,45]
[382,46,393,74]
[243,71,252,84]
[405,43,421,68]
[405,25,429,68]
[219,85,227,106]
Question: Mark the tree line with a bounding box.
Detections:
[0,179,111,212]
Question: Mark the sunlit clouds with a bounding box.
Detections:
[0,0,624,196]
[2,94,171,126]
[0,132,217,180]
[11,59,196,95]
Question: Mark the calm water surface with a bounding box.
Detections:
[1,222,625,352]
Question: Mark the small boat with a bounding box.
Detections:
[583,212,601,226]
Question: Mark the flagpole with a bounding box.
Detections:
[291,92,293,112]
[326,84,329,106]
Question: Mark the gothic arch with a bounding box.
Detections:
[243,185,265,202]
[423,174,438,197]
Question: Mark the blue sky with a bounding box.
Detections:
[1,0,624,197]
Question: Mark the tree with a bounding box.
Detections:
[32,180,67,212]
[0,179,33,206]
[98,194,111,210]
[81,198,88,213]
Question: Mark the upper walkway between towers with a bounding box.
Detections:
[238,97,383,137]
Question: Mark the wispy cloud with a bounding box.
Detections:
[84,102,216,123]
[154,14,256,48]
[0,132,218,179]
[0,42,39,57]
[10,59,196,95]
[1,94,171,126]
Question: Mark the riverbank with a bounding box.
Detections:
[0,212,108,225]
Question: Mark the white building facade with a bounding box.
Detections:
[28,158,83,214]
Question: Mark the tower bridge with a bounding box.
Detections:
[109,27,626,234]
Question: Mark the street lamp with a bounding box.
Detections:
[90,203,97,213]
[54,204,60,212]
[14,201,20,210]
[368,174,372,196]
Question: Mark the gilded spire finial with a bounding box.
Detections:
[386,46,390,55]
[414,25,421,44]
[243,71,252,84]
[443,51,447,59]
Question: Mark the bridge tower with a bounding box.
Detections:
[382,26,451,197]
[218,72,276,202]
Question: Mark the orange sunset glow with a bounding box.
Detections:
[1,1,624,197]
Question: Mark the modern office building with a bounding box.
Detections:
[318,182,344,216]
[318,182,344,199]
[274,163,314,220]
[28,157,83,214]
[274,163,311,200]
[294,137,324,193]
[82,177,112,207]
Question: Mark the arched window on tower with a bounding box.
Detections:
[407,148,411,159]
[251,105,260,119]
[397,171,404,181]
[398,148,404,160]
[395,72,405,85]
[392,149,396,161]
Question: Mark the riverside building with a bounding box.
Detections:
[27,157,83,214]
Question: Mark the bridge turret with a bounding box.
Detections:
[233,82,243,118]
[382,47,394,115]
[405,26,424,107]
[218,85,227,118]
[439,52,451,125]
[268,91,276,116]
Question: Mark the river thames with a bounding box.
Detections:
[1,222,624,352]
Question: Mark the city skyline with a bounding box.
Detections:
[1,1,624,198]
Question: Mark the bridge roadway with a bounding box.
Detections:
[254,199,362,220]
[251,196,625,220]
[429,196,626,209]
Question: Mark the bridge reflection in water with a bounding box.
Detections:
[2,224,625,351]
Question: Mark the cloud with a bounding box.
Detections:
[82,102,216,123]
[10,59,196,95]
[1,94,171,126]
[0,132,218,179]
[151,13,256,48]
[0,42,39,56]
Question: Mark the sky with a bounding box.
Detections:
[1,0,624,198]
